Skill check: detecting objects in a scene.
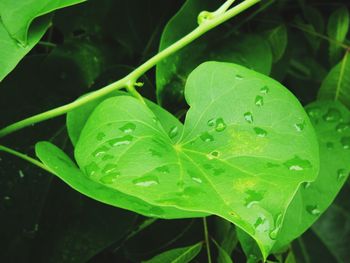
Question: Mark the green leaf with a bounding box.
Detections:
[213,239,234,263]
[35,141,204,219]
[0,0,86,44]
[312,202,350,263]
[0,17,49,82]
[156,0,272,108]
[273,100,350,251]
[74,62,318,258]
[142,242,202,263]
[318,51,350,108]
[213,218,237,257]
[285,250,297,263]
[327,6,349,65]
[264,24,288,62]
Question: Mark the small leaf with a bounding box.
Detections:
[273,101,350,251]
[264,24,288,62]
[142,242,202,263]
[327,6,349,65]
[318,51,350,109]
[0,0,86,44]
[213,239,234,263]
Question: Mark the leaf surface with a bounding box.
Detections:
[75,62,319,257]
[273,100,350,251]
[0,0,86,44]
[318,52,350,109]
[142,242,202,263]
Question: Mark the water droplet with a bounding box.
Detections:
[200,132,214,142]
[235,74,243,80]
[306,205,321,216]
[255,96,264,106]
[207,150,220,160]
[254,127,267,137]
[303,182,312,189]
[207,118,227,132]
[102,163,119,175]
[102,154,114,161]
[337,169,347,180]
[213,168,225,176]
[92,145,109,158]
[119,123,136,133]
[100,174,118,184]
[260,86,269,94]
[150,149,161,157]
[244,112,254,123]
[85,162,99,177]
[18,170,24,178]
[306,107,321,120]
[16,40,27,48]
[168,126,179,139]
[326,142,334,149]
[156,166,169,174]
[336,123,350,133]
[254,216,266,228]
[133,175,159,187]
[269,213,283,240]
[294,122,305,132]
[191,177,202,184]
[323,108,341,122]
[244,190,264,208]
[284,156,312,171]
[96,132,106,141]
[341,136,350,149]
[108,135,133,147]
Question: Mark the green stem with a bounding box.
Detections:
[0,0,260,138]
[0,145,53,173]
[203,217,212,263]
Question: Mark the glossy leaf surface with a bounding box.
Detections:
[273,100,350,251]
[74,62,318,257]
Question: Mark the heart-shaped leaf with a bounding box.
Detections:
[71,62,318,257]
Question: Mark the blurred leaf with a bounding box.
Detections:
[142,242,202,263]
[318,51,350,108]
[311,183,350,263]
[212,239,234,263]
[0,0,86,44]
[0,17,50,82]
[264,24,288,62]
[327,6,349,65]
[213,217,237,257]
[285,250,296,263]
[156,0,272,110]
[274,101,350,251]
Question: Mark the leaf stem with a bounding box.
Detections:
[203,217,212,263]
[0,144,53,173]
[0,0,260,138]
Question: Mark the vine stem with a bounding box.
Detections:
[0,0,260,138]
[203,217,212,263]
[0,145,53,173]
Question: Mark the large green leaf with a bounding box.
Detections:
[73,62,318,257]
[327,6,349,65]
[318,52,350,109]
[0,17,49,82]
[156,0,272,109]
[142,242,202,263]
[273,100,350,251]
[0,0,86,44]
